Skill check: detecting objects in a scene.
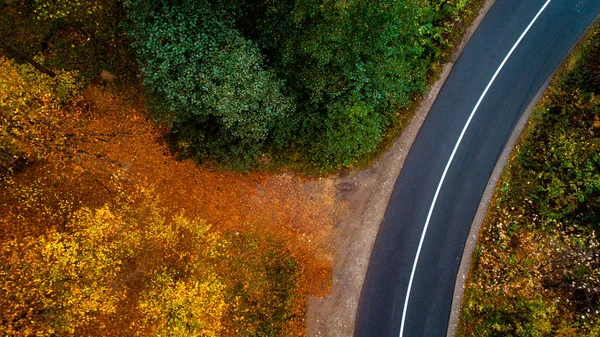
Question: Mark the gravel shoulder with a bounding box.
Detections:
[306,2,496,335]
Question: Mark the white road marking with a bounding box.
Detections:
[398,1,552,336]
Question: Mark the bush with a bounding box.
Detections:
[125,0,457,170]
[460,24,600,336]
[125,0,292,168]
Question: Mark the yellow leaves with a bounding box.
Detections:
[32,0,105,23]
[4,186,240,335]
[593,115,600,129]
[0,72,336,337]
[2,201,123,333]
[137,271,226,337]
[0,56,82,165]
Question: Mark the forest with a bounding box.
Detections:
[459,24,600,336]
[1,0,478,336]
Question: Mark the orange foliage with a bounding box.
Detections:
[1,81,336,335]
[74,85,336,294]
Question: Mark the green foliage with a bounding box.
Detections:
[309,102,385,167]
[125,0,292,168]
[125,0,477,170]
[258,0,437,168]
[512,30,600,231]
[460,25,600,337]
[463,288,556,336]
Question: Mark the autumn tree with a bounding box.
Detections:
[0,0,137,82]
[1,175,318,336]
[1,10,336,334]
[0,56,82,169]
[0,195,229,336]
[0,206,135,336]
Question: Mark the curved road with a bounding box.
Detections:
[355,1,600,336]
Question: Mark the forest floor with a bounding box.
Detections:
[0,76,339,335]
[306,1,496,335]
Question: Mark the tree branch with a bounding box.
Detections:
[0,38,56,77]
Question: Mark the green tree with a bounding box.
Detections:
[125,0,292,168]
[239,0,438,167]
[125,0,454,169]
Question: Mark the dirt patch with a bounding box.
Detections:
[305,1,496,336]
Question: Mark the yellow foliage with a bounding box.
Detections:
[0,195,231,336]
[33,0,105,23]
[0,206,134,336]
[0,56,82,166]
[137,271,226,337]
[0,80,336,336]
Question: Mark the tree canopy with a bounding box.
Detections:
[125,0,293,167]
[125,0,464,169]
[0,55,335,335]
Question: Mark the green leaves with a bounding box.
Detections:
[266,0,434,167]
[125,0,457,170]
[125,0,292,168]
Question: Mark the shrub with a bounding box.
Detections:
[125,0,292,168]
[125,0,452,170]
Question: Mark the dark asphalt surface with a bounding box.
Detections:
[354,1,600,336]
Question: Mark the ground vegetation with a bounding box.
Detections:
[459,24,600,337]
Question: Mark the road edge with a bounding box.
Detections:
[445,13,600,337]
[305,1,496,336]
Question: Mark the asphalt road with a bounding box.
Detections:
[354,1,600,336]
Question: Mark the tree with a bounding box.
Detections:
[0,38,56,77]
[125,0,449,169]
[0,206,136,336]
[125,0,292,168]
[0,56,82,169]
[0,0,138,82]
[0,198,228,336]
[229,0,439,167]
[256,0,437,167]
[137,271,225,337]
[134,213,227,337]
